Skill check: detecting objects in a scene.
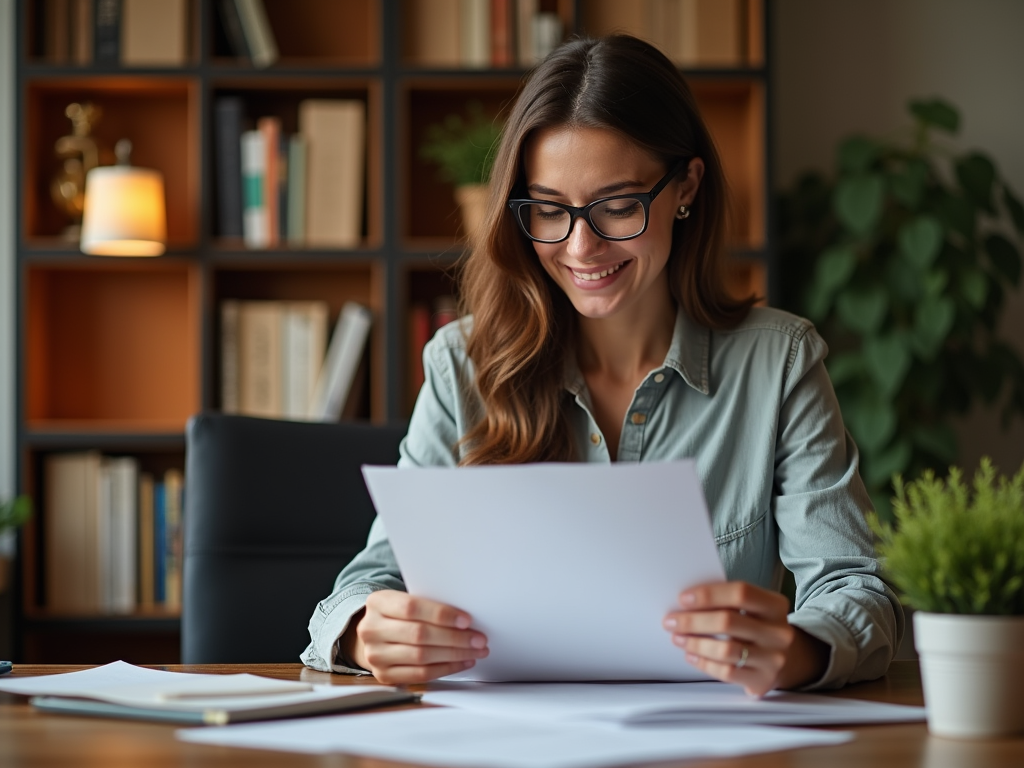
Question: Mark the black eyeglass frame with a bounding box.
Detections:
[507,158,690,244]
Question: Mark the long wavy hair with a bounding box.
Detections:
[457,34,754,466]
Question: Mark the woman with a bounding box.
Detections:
[302,35,903,695]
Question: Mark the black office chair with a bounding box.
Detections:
[182,414,407,663]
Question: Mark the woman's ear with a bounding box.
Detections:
[676,157,705,208]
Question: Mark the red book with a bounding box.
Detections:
[257,116,281,246]
[491,0,513,67]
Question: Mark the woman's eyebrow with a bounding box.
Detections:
[527,179,647,197]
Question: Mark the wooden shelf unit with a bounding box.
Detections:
[14,0,773,662]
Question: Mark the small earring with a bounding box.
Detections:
[676,205,691,220]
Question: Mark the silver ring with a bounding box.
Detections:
[735,646,749,670]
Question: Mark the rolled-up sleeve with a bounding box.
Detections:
[772,327,905,690]
[300,330,464,672]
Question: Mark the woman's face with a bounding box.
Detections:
[521,125,702,322]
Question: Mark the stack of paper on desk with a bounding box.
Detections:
[422,681,927,726]
[0,661,417,725]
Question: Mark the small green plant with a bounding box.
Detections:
[869,458,1024,615]
[0,495,32,534]
[420,102,503,187]
[779,97,1024,520]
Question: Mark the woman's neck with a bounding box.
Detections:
[576,291,676,384]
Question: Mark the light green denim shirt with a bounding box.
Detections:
[301,306,905,689]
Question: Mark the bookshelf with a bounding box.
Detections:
[13,0,773,662]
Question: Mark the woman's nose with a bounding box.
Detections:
[565,216,606,260]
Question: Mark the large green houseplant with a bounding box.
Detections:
[870,458,1024,737]
[778,98,1024,518]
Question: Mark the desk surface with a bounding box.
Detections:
[1,660,1022,767]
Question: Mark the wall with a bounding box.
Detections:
[773,0,1024,475]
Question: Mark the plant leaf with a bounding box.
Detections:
[886,257,923,303]
[863,438,912,489]
[909,98,960,133]
[934,193,975,241]
[836,286,888,336]
[985,233,1022,286]
[826,352,864,387]
[838,136,879,174]
[922,269,948,298]
[912,296,955,359]
[956,153,997,213]
[910,423,959,464]
[813,245,857,295]
[844,395,897,455]
[1004,186,1024,236]
[959,268,987,309]
[897,216,944,269]
[864,334,911,398]
[890,158,929,209]
[834,174,885,236]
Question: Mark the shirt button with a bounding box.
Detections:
[631,412,647,425]
[590,432,602,445]
[654,373,665,383]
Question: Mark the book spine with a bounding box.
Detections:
[234,0,278,68]
[93,0,121,64]
[44,452,101,613]
[461,0,490,68]
[408,302,431,406]
[120,0,188,67]
[286,135,306,246]
[514,0,536,66]
[109,457,138,614]
[531,12,561,62]
[490,0,513,67]
[308,302,373,422]
[240,130,269,249]
[97,460,113,612]
[278,133,289,242]
[70,0,94,64]
[215,98,245,239]
[239,301,283,417]
[257,116,281,247]
[153,483,166,604]
[163,469,184,610]
[137,472,155,609]
[220,300,241,413]
[217,0,251,60]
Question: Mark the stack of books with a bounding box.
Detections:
[44,454,184,614]
[408,294,459,403]
[215,98,366,250]
[221,300,372,422]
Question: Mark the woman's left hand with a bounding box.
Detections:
[663,581,830,697]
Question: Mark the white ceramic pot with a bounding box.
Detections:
[914,612,1024,738]
[454,184,490,241]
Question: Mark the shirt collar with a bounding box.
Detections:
[562,305,711,396]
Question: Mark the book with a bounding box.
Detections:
[515,0,537,66]
[137,472,155,609]
[256,116,281,246]
[240,129,269,248]
[8,661,418,726]
[282,302,329,420]
[214,97,245,239]
[239,301,283,417]
[408,302,432,404]
[220,300,241,413]
[70,0,94,64]
[106,457,138,614]
[490,0,513,67]
[299,99,366,248]
[217,0,251,60]
[460,0,490,68]
[120,0,187,66]
[153,482,166,603]
[163,469,184,610]
[309,302,373,422]
[677,0,744,67]
[233,0,278,68]
[286,135,306,245]
[531,12,562,62]
[44,452,102,613]
[93,0,120,64]
[45,0,70,64]
[277,133,289,242]
[405,0,460,67]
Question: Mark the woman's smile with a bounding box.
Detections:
[568,259,631,287]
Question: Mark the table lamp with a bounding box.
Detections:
[80,139,166,256]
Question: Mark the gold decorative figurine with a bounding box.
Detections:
[51,102,101,239]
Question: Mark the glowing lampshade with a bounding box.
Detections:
[80,141,166,256]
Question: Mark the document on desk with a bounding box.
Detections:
[361,460,725,681]
[178,707,853,767]
[422,681,927,726]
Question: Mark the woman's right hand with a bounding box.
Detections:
[341,590,489,685]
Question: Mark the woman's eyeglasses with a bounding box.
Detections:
[507,159,689,244]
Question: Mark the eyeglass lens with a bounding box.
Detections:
[517,198,646,242]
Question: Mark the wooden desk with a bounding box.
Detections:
[1,660,1022,767]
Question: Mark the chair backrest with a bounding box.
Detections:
[182,414,406,663]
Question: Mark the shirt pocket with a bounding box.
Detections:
[714,509,777,589]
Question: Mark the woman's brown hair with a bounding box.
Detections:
[458,34,754,466]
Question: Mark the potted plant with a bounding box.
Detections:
[0,495,32,594]
[870,458,1024,738]
[420,102,503,241]
[778,98,1024,519]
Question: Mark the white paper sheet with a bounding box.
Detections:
[422,681,927,726]
[361,461,724,682]
[178,707,852,768]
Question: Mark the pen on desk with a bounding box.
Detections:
[0,661,12,676]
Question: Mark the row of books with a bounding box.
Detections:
[408,295,459,399]
[408,0,564,69]
[215,98,366,249]
[44,453,183,614]
[221,300,373,421]
[41,0,190,66]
